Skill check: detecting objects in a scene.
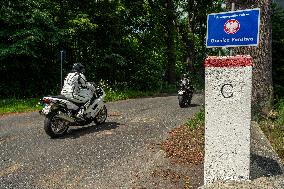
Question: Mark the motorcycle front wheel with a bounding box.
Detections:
[178,95,186,108]
[94,105,107,125]
[44,112,69,138]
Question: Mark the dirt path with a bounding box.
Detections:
[0,94,204,189]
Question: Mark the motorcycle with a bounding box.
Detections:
[178,78,194,108]
[39,83,107,138]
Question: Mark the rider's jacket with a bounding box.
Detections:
[61,72,92,103]
[181,78,189,89]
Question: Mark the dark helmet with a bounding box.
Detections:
[72,63,85,73]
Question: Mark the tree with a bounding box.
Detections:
[147,0,178,84]
[0,0,60,97]
[177,0,215,77]
[164,0,177,84]
[271,3,284,100]
[224,0,273,116]
[3,0,266,98]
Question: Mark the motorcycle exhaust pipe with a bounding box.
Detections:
[57,111,75,122]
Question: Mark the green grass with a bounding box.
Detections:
[185,108,205,141]
[100,80,177,102]
[259,99,284,162]
[185,104,284,163]
[0,98,42,115]
[186,108,205,130]
[105,89,163,102]
[0,86,178,115]
[275,99,284,126]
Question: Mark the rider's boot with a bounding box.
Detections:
[76,100,91,119]
[76,107,84,118]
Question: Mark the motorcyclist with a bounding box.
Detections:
[180,74,190,89]
[61,63,94,117]
[178,73,194,108]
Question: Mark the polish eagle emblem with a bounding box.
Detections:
[224,19,240,34]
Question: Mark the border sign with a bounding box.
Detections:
[206,8,260,48]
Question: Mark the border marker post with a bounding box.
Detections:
[204,55,253,184]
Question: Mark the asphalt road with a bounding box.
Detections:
[0,94,204,189]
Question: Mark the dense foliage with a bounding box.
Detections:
[272,4,284,101]
[0,0,216,98]
[0,0,282,101]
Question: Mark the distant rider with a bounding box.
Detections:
[180,74,190,89]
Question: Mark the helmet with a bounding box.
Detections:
[72,63,85,73]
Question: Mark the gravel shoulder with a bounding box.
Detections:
[0,94,204,189]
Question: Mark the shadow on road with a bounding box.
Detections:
[250,153,284,180]
[189,103,199,107]
[56,121,121,139]
[179,103,200,108]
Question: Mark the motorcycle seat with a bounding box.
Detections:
[50,95,68,100]
[49,95,85,107]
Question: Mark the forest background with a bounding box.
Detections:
[0,0,283,106]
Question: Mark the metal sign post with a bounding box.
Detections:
[230,3,235,56]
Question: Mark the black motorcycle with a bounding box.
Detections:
[178,77,194,108]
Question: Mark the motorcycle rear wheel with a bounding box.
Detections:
[94,105,107,125]
[44,112,69,138]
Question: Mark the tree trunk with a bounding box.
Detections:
[164,0,176,84]
[186,5,196,74]
[225,0,273,117]
[178,21,195,74]
[179,1,196,75]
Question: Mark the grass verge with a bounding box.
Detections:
[259,99,284,163]
[104,90,161,102]
[0,98,42,115]
[0,86,178,115]
[161,100,284,165]
[101,80,177,102]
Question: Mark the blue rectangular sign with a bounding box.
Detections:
[206,8,260,47]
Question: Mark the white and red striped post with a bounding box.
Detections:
[204,55,253,184]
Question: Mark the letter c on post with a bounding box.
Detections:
[221,84,233,98]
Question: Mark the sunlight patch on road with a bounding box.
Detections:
[130,117,158,123]
[0,135,17,144]
[0,163,22,177]
[36,166,88,189]
[96,130,114,137]
[108,111,122,117]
